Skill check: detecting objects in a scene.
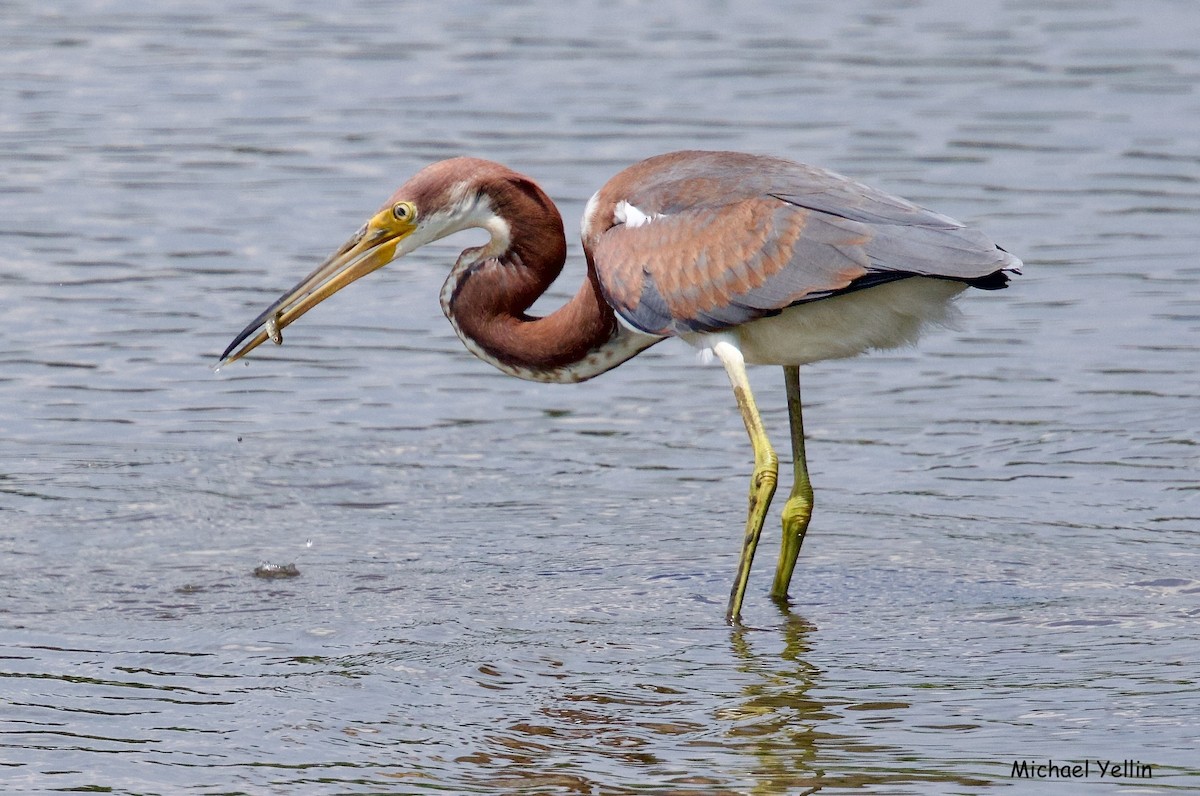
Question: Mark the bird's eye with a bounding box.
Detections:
[392,202,416,222]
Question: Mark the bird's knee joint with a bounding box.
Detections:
[754,450,779,477]
[752,467,778,491]
[781,497,813,526]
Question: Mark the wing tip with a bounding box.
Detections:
[967,249,1023,290]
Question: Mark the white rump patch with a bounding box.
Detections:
[613,200,662,228]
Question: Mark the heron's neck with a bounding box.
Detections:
[439,194,660,384]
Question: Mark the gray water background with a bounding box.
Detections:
[2,0,1198,792]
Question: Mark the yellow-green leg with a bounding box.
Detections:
[713,342,778,624]
[771,365,814,602]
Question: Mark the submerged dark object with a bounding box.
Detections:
[253,562,300,579]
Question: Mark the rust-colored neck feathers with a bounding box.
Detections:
[439,164,649,383]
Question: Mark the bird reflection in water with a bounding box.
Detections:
[726,607,992,793]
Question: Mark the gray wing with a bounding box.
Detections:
[591,152,1020,335]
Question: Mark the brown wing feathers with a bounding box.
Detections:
[589,152,1016,336]
[595,197,877,334]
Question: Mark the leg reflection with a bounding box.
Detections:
[726,606,830,794]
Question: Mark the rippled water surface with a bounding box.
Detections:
[3,0,1199,792]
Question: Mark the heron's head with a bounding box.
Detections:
[218,157,523,365]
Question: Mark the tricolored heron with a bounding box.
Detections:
[220,151,1020,624]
